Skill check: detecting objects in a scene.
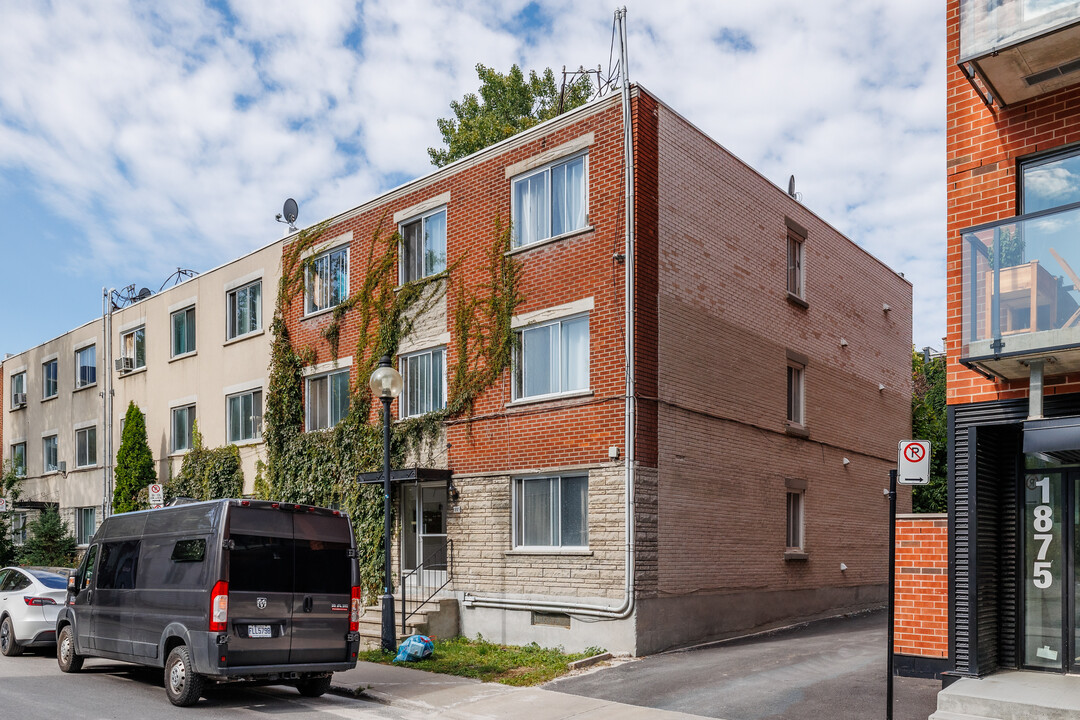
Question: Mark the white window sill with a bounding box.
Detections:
[73,464,100,471]
[395,270,449,291]
[224,329,264,346]
[73,382,98,394]
[42,394,58,403]
[785,421,809,438]
[787,292,809,309]
[169,449,192,458]
[230,438,262,448]
[303,305,344,321]
[9,405,27,412]
[118,367,147,378]
[506,225,594,256]
[505,548,593,556]
[507,389,593,408]
[784,550,809,561]
[169,351,197,363]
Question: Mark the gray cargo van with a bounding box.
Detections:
[56,499,362,706]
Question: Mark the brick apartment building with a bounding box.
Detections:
[283,85,912,654]
[947,0,1080,691]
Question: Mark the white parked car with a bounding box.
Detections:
[0,567,70,656]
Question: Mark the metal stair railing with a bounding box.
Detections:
[400,538,452,636]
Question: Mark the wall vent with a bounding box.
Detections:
[531,611,571,628]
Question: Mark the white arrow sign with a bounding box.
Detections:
[898,440,931,485]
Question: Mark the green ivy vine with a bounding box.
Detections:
[262,217,522,597]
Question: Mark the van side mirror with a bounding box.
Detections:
[67,574,77,593]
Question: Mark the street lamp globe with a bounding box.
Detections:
[369,356,403,399]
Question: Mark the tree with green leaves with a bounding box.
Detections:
[0,461,22,566]
[912,349,947,513]
[114,401,156,513]
[167,421,244,501]
[18,507,77,566]
[428,63,593,167]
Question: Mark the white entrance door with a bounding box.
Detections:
[402,483,447,590]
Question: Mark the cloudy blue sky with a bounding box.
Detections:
[0,0,945,356]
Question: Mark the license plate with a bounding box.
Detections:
[248,624,272,638]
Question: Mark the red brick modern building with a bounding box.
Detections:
[283,85,912,654]
[947,0,1080,687]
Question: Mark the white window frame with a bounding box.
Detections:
[512,313,590,401]
[12,513,27,546]
[75,345,97,388]
[787,229,805,299]
[305,245,349,316]
[786,490,805,552]
[75,426,97,468]
[227,389,262,444]
[399,207,447,284]
[305,369,350,431]
[511,151,589,249]
[11,442,26,478]
[42,359,58,399]
[400,347,446,419]
[121,326,146,370]
[512,475,589,549]
[11,372,26,406]
[787,361,805,426]
[227,279,262,340]
[43,434,58,473]
[76,507,95,546]
[171,305,196,357]
[172,404,196,453]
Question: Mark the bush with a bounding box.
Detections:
[167,422,244,501]
[18,508,77,566]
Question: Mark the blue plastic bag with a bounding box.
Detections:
[394,634,434,662]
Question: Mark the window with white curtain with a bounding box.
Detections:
[76,426,97,468]
[227,389,262,443]
[306,246,348,315]
[400,208,447,283]
[513,475,588,548]
[121,327,146,369]
[171,306,196,357]
[172,404,196,452]
[512,153,587,248]
[227,280,262,339]
[401,348,445,418]
[306,370,350,431]
[43,435,58,473]
[77,507,96,546]
[75,345,96,388]
[513,314,589,400]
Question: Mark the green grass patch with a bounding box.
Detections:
[357,636,606,686]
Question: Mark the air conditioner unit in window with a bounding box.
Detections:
[12,393,26,408]
[115,357,134,373]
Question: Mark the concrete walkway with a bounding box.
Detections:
[332,661,709,719]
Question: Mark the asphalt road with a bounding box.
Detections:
[547,610,941,720]
[0,648,410,720]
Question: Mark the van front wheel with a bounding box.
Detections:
[295,675,332,698]
[57,626,83,672]
[164,645,204,707]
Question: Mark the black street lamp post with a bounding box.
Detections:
[368,355,403,653]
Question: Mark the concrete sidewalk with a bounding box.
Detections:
[332,661,709,719]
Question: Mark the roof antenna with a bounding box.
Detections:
[276,198,299,233]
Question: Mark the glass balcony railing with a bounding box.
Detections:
[961,202,1080,377]
[960,0,1080,106]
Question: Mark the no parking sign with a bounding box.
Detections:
[897,440,931,485]
[149,483,164,509]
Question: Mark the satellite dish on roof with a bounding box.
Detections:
[276,198,299,233]
[137,287,152,301]
[787,175,802,202]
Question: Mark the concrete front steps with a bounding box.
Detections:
[930,671,1080,720]
[354,596,459,648]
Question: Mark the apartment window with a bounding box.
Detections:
[786,490,804,551]
[172,405,196,452]
[11,371,26,407]
[43,435,58,473]
[171,306,196,357]
[305,246,348,315]
[512,153,587,248]
[11,443,26,478]
[787,231,804,298]
[76,345,97,388]
[1021,147,1080,213]
[12,514,27,546]
[513,314,589,400]
[227,280,262,339]
[121,327,146,370]
[787,361,805,425]
[227,389,262,443]
[76,426,97,468]
[401,348,445,418]
[77,507,96,546]
[513,475,588,548]
[400,208,447,283]
[43,359,58,399]
[306,370,350,431]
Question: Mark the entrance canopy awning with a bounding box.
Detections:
[355,467,452,485]
[1023,417,1080,454]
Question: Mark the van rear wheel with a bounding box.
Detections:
[295,675,332,698]
[164,645,204,707]
[57,626,82,672]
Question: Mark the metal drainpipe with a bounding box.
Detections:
[463,6,636,620]
[103,288,114,520]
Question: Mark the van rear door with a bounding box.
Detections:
[289,512,353,664]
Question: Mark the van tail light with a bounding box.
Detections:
[210,580,229,632]
[23,596,57,606]
[350,586,362,632]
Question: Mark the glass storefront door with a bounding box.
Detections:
[401,483,447,589]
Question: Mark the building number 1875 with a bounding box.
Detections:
[1032,477,1054,590]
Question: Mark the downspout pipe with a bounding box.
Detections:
[102,288,112,520]
[464,6,636,621]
